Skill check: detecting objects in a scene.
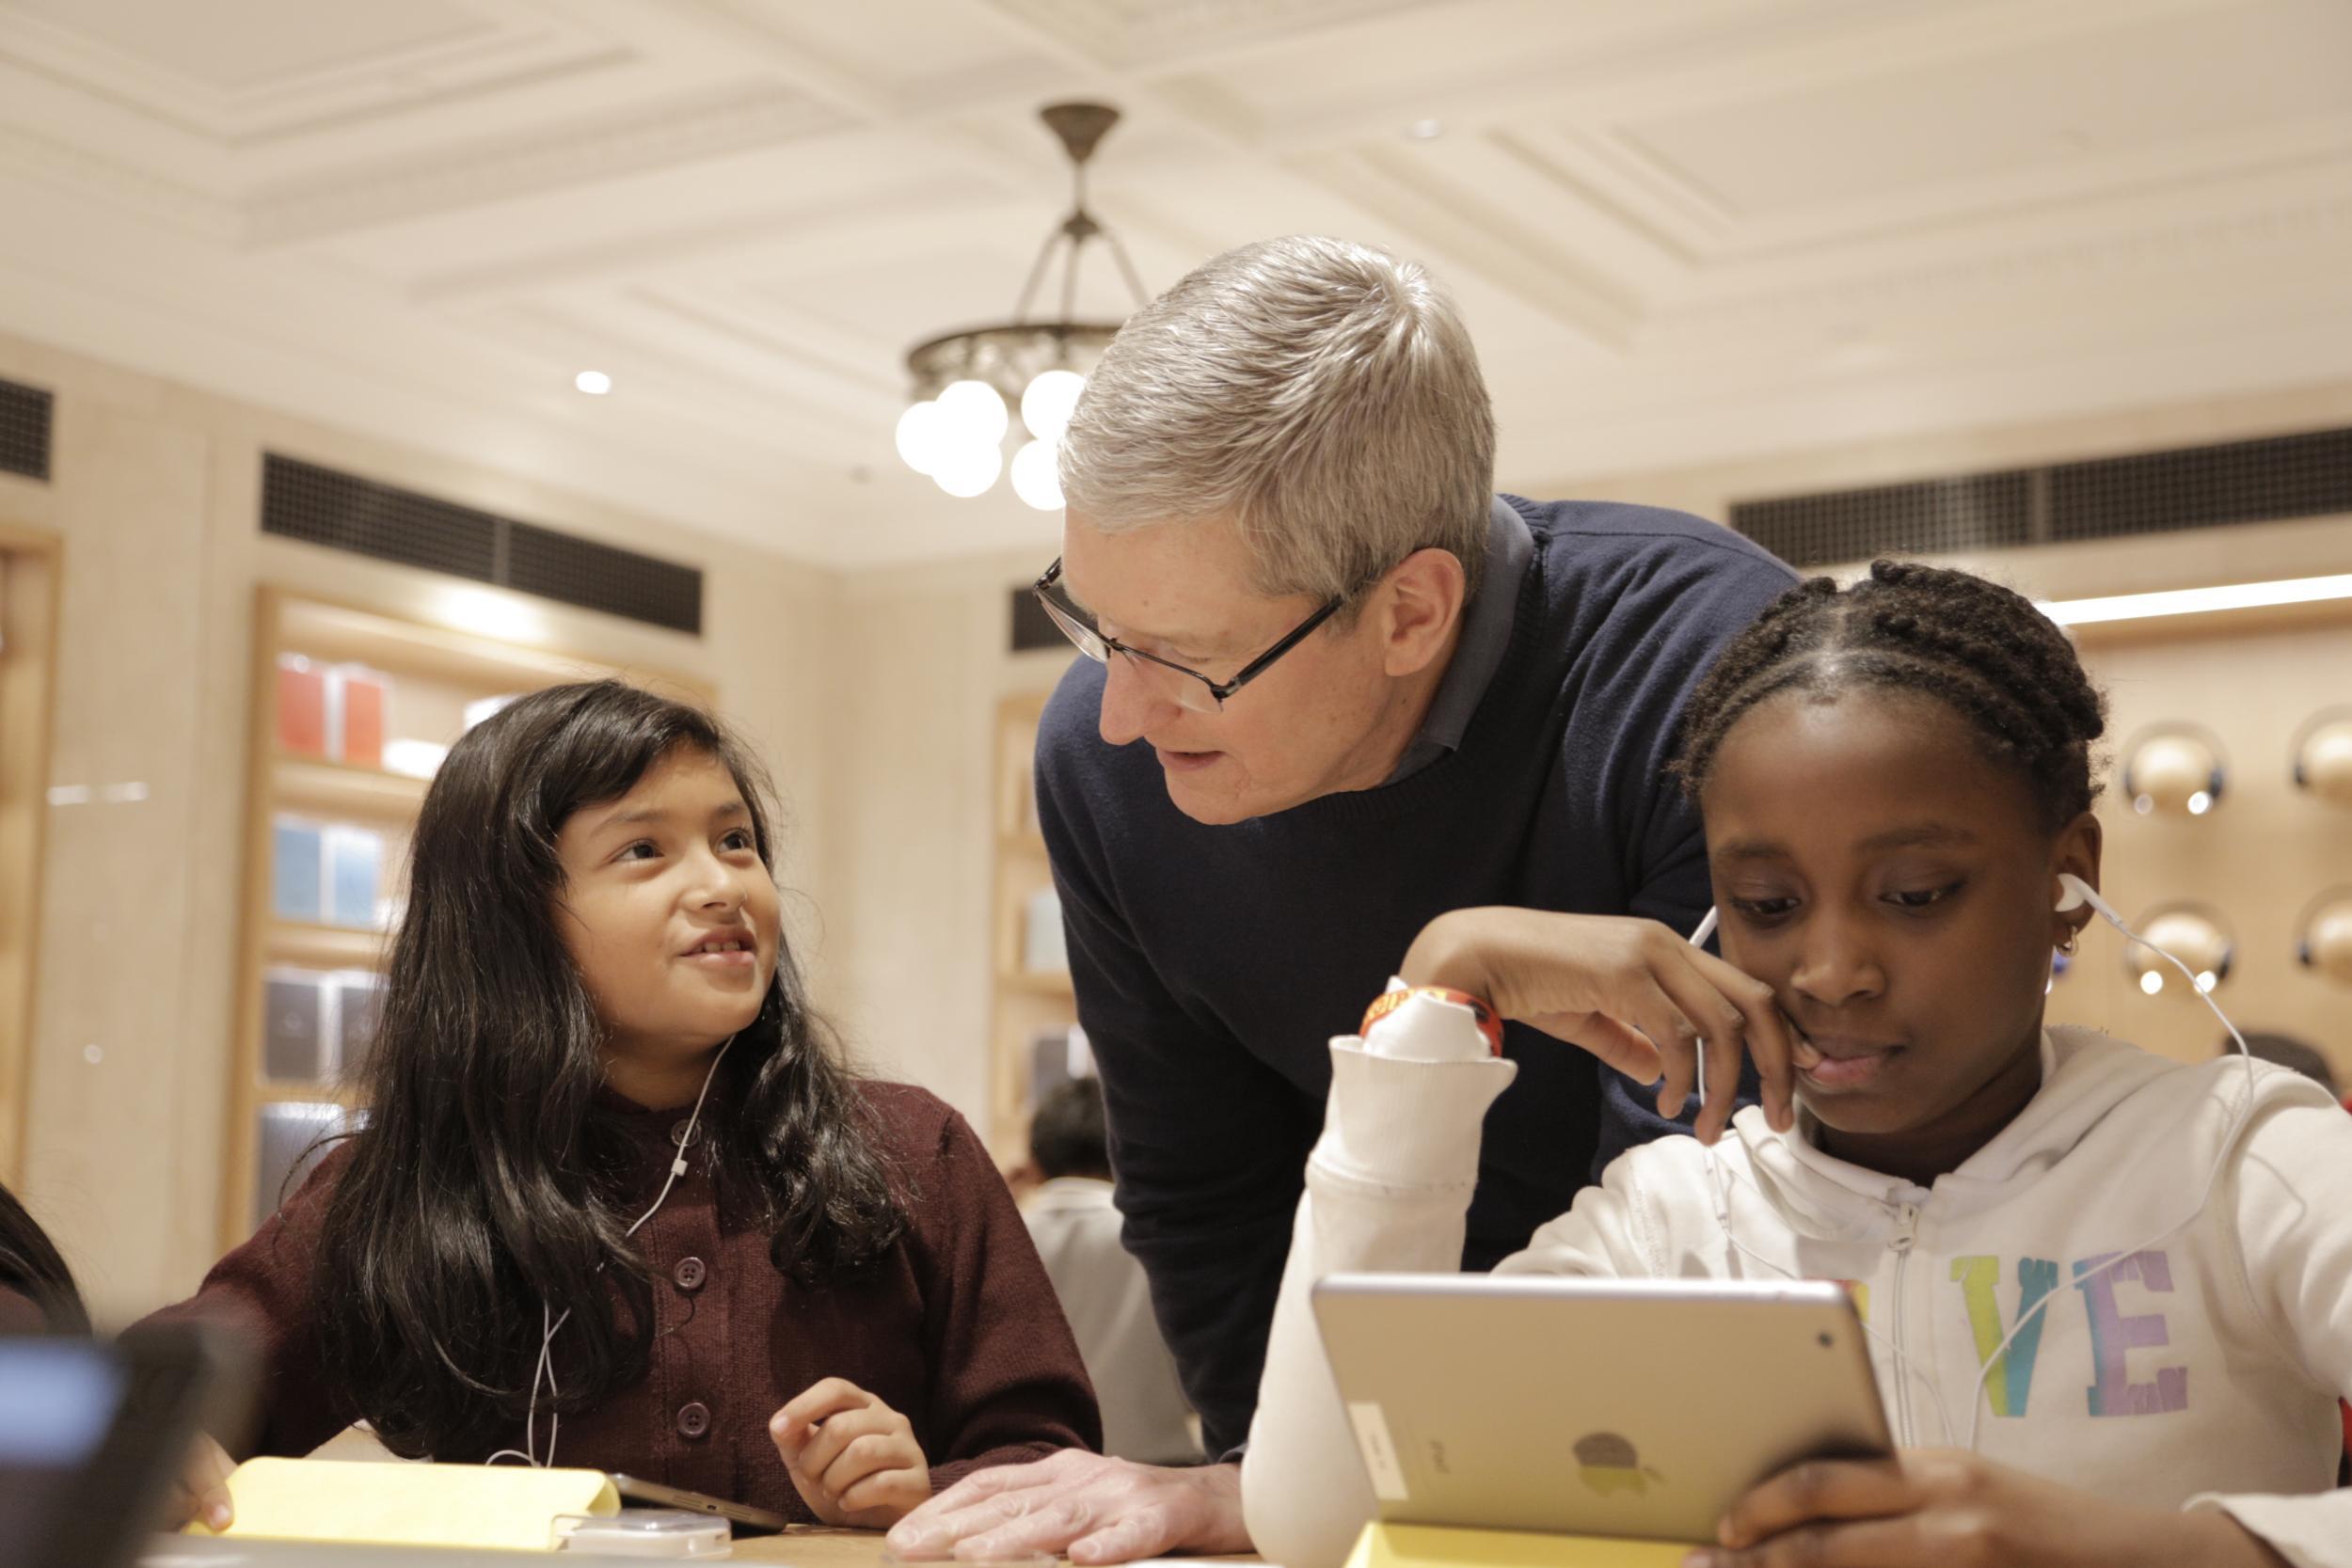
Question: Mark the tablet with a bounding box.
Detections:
[1,1323,246,1568]
[1312,1274,1891,1544]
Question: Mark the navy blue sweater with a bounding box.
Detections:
[1034,497,1796,1455]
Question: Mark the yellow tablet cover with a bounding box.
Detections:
[185,1457,620,1552]
[1347,1520,1700,1568]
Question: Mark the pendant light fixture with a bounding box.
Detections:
[896,103,1149,509]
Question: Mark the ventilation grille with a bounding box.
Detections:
[2046,427,2352,543]
[0,377,53,483]
[1009,584,1064,653]
[1730,425,2352,567]
[261,455,498,579]
[507,520,701,636]
[1728,473,2030,568]
[262,454,701,635]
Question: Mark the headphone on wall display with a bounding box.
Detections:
[2290,708,2352,803]
[2296,888,2352,984]
[2119,903,2234,997]
[2122,724,2229,818]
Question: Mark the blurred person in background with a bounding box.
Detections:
[1022,1079,1200,1467]
[2232,1031,2342,1101]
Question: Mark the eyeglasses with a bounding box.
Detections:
[1031,558,1349,714]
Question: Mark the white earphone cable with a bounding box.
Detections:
[1953,882,2254,1449]
[485,1031,736,1469]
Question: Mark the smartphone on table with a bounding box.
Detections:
[609,1473,792,1535]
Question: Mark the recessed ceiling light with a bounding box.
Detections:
[575,370,612,395]
[1406,119,1445,140]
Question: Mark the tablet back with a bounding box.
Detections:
[1312,1274,1891,1543]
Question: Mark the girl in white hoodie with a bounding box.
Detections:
[1246,561,2351,1568]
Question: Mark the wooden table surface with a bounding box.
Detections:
[730,1529,1104,1565]
[731,1528,897,1564]
[730,1528,1258,1565]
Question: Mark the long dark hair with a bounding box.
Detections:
[0,1181,89,1334]
[313,680,903,1459]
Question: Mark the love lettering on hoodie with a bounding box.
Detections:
[1846,1253,2189,1420]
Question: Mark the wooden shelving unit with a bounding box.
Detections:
[223,587,707,1243]
[0,523,60,1187]
[987,691,1079,1165]
[263,921,390,973]
[269,755,431,822]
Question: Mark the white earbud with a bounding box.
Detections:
[2055,872,2110,919]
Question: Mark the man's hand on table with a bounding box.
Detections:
[885,1451,1248,1563]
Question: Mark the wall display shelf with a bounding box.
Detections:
[270,756,430,821]
[224,587,706,1244]
[989,691,1079,1165]
[2045,599,2352,1081]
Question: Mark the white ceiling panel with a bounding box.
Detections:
[246,82,849,247]
[981,0,1437,71]
[0,0,2346,568]
[720,0,1045,92]
[0,0,492,91]
[0,0,619,144]
[1153,0,1766,142]
[307,128,932,282]
[1625,0,2352,217]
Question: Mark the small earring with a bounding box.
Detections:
[2057,928,2079,957]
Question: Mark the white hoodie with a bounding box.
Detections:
[1244,1025,2352,1568]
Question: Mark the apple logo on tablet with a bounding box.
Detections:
[1573,1432,1662,1497]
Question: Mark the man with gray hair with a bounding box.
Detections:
[891,235,1796,1562]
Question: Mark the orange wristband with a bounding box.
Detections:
[1359,986,1505,1057]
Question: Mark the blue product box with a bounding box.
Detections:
[326,828,382,929]
[272,818,325,922]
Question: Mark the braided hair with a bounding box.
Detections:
[1673,560,2106,831]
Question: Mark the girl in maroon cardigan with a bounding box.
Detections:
[154,681,1098,1528]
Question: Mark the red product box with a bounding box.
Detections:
[276,657,326,758]
[336,668,387,769]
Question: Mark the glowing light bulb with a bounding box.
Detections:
[2195,970,2217,992]
[936,379,1009,446]
[1020,369,1086,443]
[1011,439,1063,511]
[930,439,1003,499]
[575,370,612,395]
[2138,971,2165,996]
[2186,791,2212,816]
[896,401,948,475]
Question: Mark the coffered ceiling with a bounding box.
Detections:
[3,0,2347,567]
